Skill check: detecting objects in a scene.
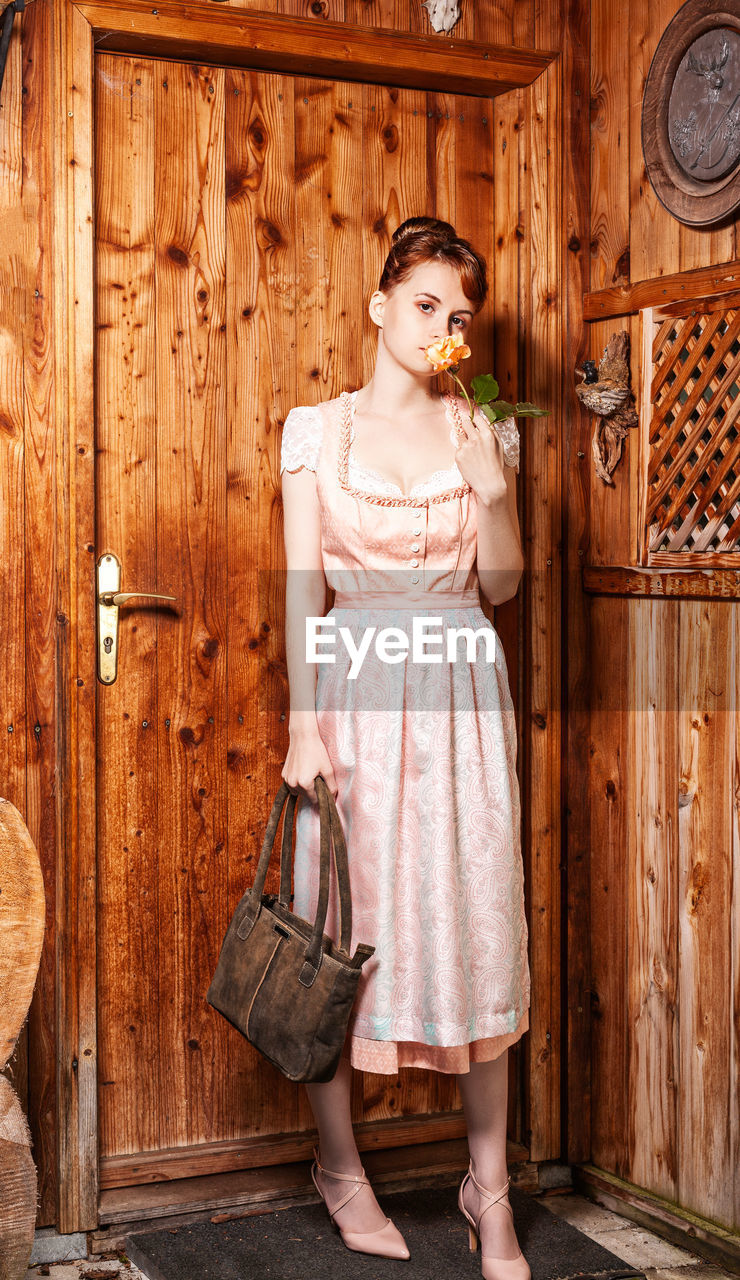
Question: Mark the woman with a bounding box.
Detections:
[280,217,531,1280]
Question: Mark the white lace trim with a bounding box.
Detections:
[280,393,520,491]
[472,404,520,472]
[280,404,323,474]
[493,416,520,472]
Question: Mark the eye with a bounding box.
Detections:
[418,302,434,314]
[451,315,468,329]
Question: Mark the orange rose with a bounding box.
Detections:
[424,333,472,373]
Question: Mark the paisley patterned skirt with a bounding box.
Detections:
[291,603,530,1074]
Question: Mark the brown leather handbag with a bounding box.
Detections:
[207,774,374,1083]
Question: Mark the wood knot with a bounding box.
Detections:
[260,220,283,247]
[179,724,204,747]
[382,124,399,153]
[688,860,707,913]
[614,248,630,280]
[167,245,189,268]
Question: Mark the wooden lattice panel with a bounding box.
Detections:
[640,299,740,566]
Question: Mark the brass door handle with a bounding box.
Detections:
[97,553,178,685]
[99,590,177,606]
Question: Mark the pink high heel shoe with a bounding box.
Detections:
[458,1163,531,1280]
[310,1147,410,1260]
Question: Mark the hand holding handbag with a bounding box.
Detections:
[207,774,374,1083]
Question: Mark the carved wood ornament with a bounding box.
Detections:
[642,0,740,226]
[575,331,638,486]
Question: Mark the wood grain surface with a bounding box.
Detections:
[677,603,734,1226]
[91,51,546,1179]
[77,0,553,97]
[587,0,740,1233]
[585,260,740,321]
[54,0,100,1233]
[626,599,679,1198]
[0,0,626,1238]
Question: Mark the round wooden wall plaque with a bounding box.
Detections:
[642,0,740,226]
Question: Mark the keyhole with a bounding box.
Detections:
[104,636,113,653]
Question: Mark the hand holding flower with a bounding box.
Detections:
[452,407,509,506]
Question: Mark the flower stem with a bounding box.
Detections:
[449,371,475,422]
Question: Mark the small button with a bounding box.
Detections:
[410,559,419,568]
[410,543,420,552]
[413,527,422,535]
[411,575,419,584]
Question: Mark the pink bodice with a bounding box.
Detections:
[312,391,483,607]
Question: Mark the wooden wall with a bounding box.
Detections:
[586,0,740,1234]
[0,0,58,1223]
[0,0,590,1231]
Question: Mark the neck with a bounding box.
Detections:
[356,341,443,417]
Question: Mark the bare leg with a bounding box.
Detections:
[305,1058,389,1234]
[456,1052,522,1260]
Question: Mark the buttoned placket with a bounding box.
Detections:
[409,507,427,584]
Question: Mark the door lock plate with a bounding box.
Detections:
[97,553,122,684]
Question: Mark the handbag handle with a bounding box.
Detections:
[311,775,353,962]
[239,776,353,980]
[278,790,298,907]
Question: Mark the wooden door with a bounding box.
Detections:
[94,51,501,1185]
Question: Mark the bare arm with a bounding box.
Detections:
[454,407,524,607]
[281,467,338,801]
[475,462,524,607]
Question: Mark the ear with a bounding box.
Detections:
[368,289,386,329]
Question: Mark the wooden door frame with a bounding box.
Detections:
[47,0,559,1230]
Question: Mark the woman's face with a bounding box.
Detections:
[370,259,475,378]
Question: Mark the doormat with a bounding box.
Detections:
[125,1183,645,1280]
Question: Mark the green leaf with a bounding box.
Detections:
[515,401,549,417]
[470,374,500,404]
[479,399,517,422]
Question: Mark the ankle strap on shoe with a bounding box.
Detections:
[467,1164,513,1223]
[313,1147,369,1184]
[313,1147,370,1215]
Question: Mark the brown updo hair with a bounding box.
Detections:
[378,216,488,313]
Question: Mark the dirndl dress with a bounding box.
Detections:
[279,389,530,1074]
